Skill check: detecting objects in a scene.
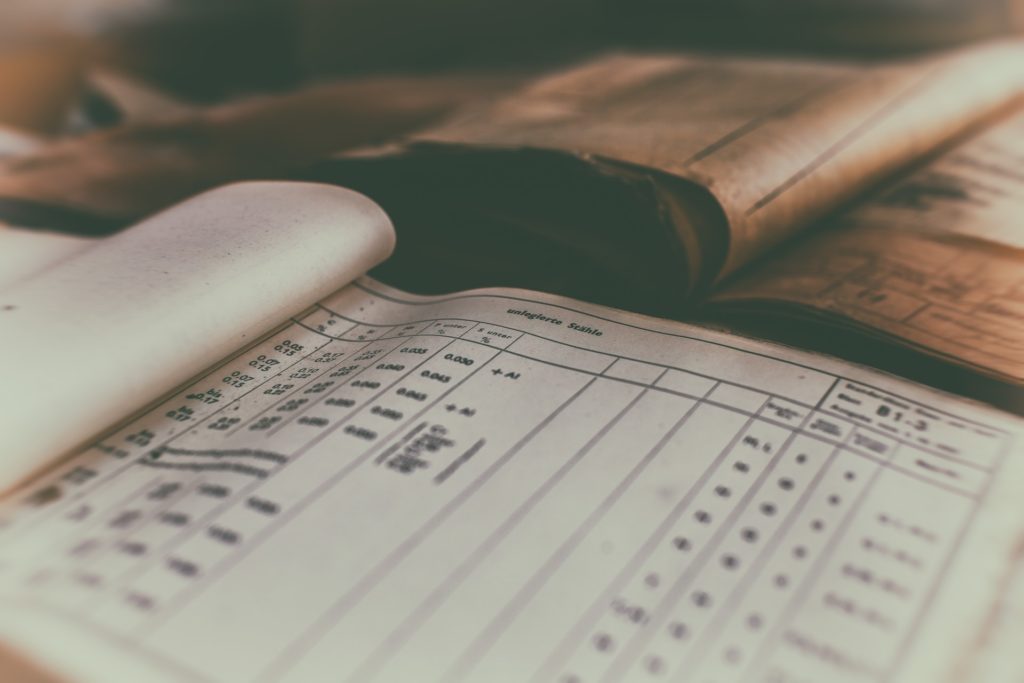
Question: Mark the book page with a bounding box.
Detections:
[0,228,93,291]
[0,277,1019,683]
[714,107,1024,383]
[0,181,395,494]
[410,40,1024,280]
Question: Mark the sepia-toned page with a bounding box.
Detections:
[412,40,1024,281]
[0,276,1021,683]
[0,228,93,291]
[714,107,1024,384]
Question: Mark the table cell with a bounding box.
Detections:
[424,319,476,338]
[656,368,717,399]
[461,323,521,349]
[297,308,356,338]
[805,410,854,445]
[339,323,393,341]
[707,383,769,415]
[847,428,898,460]
[604,358,664,385]
[888,443,988,497]
[389,322,432,338]
[758,396,811,428]
[507,334,613,375]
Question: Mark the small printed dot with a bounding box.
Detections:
[811,519,825,532]
[778,478,794,491]
[845,471,856,481]
[760,503,776,516]
[828,494,841,506]
[593,633,615,653]
[862,538,874,549]
[561,674,581,683]
[715,485,731,498]
[645,573,660,588]
[692,591,712,607]
[627,607,647,624]
[774,574,789,588]
[747,613,763,630]
[795,453,807,464]
[724,647,742,664]
[721,554,740,569]
[646,656,664,674]
[793,545,807,559]
[673,537,692,551]
[695,510,712,524]
[734,461,749,473]
[741,527,759,543]
[668,622,689,640]
[1,305,15,312]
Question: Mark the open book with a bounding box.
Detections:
[1,181,1022,682]
[313,40,1024,398]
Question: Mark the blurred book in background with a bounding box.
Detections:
[3,0,1024,110]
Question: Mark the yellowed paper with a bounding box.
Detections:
[0,277,1020,683]
[0,228,92,290]
[715,108,1024,383]
[853,107,1024,250]
[417,41,1024,280]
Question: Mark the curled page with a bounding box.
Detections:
[0,228,93,291]
[0,181,395,493]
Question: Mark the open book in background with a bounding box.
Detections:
[313,39,1024,406]
[713,109,1024,401]
[0,182,1022,683]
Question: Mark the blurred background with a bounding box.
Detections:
[2,0,1024,135]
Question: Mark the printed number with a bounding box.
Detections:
[278,398,309,412]
[222,371,255,387]
[264,383,294,395]
[249,354,280,371]
[208,526,240,545]
[421,371,451,383]
[397,388,427,401]
[304,381,335,395]
[167,557,200,579]
[247,497,280,515]
[249,416,281,431]
[274,340,304,356]
[344,425,377,441]
[208,417,240,430]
